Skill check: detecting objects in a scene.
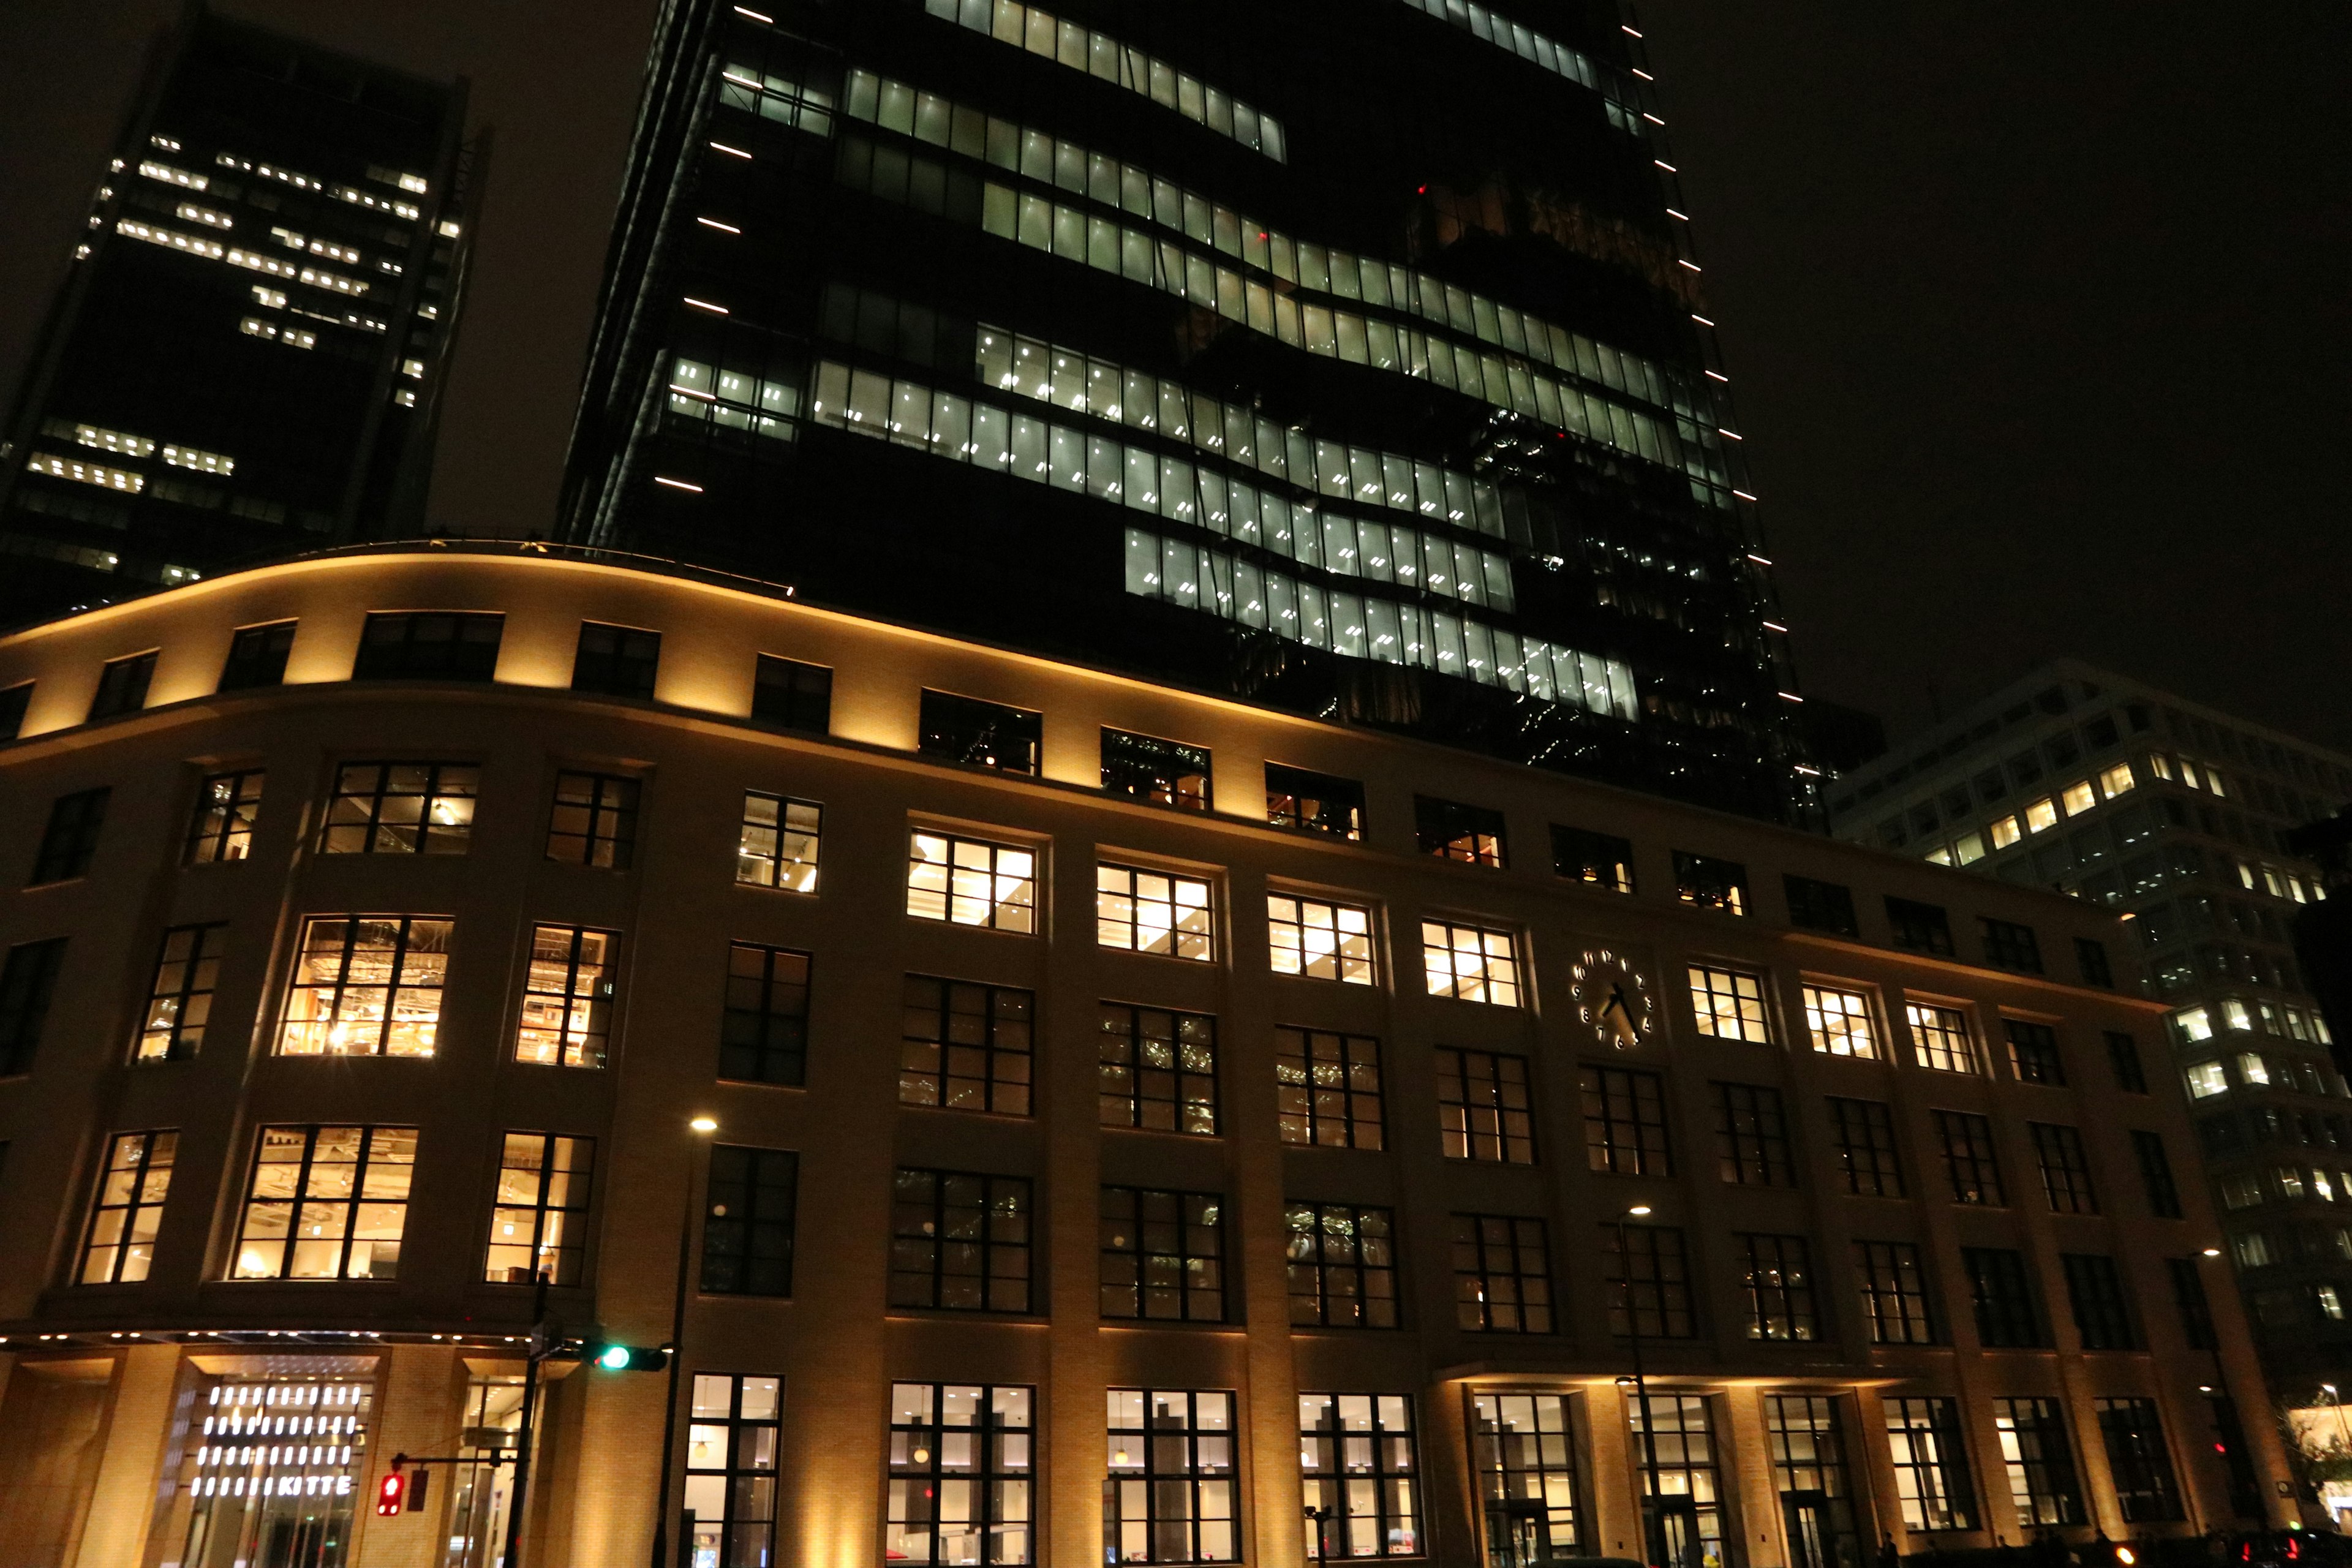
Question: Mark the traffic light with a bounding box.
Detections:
[375,1471,406,1517]
[590,1343,669,1371]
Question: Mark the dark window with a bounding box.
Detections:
[1602,1221,1694,1337]
[1580,1064,1670,1175]
[352,611,504,681]
[571,622,661,699]
[1672,851,1749,914]
[320,763,478,854]
[134,923,224,1061]
[1552,825,1633,893]
[1438,1048,1535,1164]
[1885,897,1955,956]
[1981,918,2043,973]
[1854,1240,1936,1344]
[1265,763,1363,840]
[546,772,639,869]
[918,690,1039,774]
[1826,1097,1904,1197]
[88,652,156,721]
[2030,1123,2098,1213]
[1735,1232,1817,1340]
[31,786,109,883]
[752,655,831,732]
[2005,1019,2066,1085]
[1453,1213,1553,1333]
[1962,1247,2047,1347]
[701,1145,799,1295]
[2075,937,2113,988]
[1936,1110,2005,1205]
[2105,1031,2148,1093]
[888,1167,1031,1312]
[0,938,69,1076]
[1711,1082,1793,1186]
[1993,1398,2084,1525]
[2132,1130,2182,1217]
[0,681,30,740]
[2168,1257,2218,1349]
[900,976,1033,1115]
[186,770,263,864]
[721,942,811,1086]
[1284,1202,1399,1329]
[2095,1398,2184,1523]
[1099,1186,1226,1321]
[1275,1028,1383,1150]
[218,622,296,690]
[1098,1003,1217,1135]
[2063,1254,2140,1350]
[1101,728,1210,811]
[1784,875,1858,937]
[1884,1398,1976,1531]
[1416,796,1506,867]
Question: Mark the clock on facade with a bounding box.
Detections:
[1569,948,1656,1050]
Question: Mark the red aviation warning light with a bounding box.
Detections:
[375,1471,406,1516]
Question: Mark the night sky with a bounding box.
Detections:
[2,2,2344,753]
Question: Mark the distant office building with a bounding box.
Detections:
[562,0,1813,821]
[0,4,482,622]
[1827,660,2352,1405]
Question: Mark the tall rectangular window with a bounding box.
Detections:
[1416,796,1507,867]
[1853,1240,1935,1344]
[2132,1131,2182,1218]
[1688,964,1771,1042]
[722,942,810,1086]
[1285,1202,1398,1329]
[2105,1031,2149,1093]
[2095,1398,2184,1523]
[1581,1065,1670,1175]
[186,770,263,863]
[1298,1394,1421,1559]
[1993,1398,2086,1527]
[1468,1393,1581,1559]
[515,925,616,1068]
[279,915,450,1057]
[352,611,503,681]
[1885,1398,1977,1532]
[1103,1390,1235,1563]
[571,621,661,699]
[0,680,28,740]
[217,621,296,690]
[1936,1110,2005,1205]
[1735,1233,1817,1340]
[2168,1256,2218,1349]
[319,762,478,854]
[1438,1048,1536,1164]
[1885,897,1956,956]
[1826,1097,1904,1197]
[1553,825,1634,893]
[1267,893,1376,984]
[2075,938,2114,989]
[233,1124,415,1280]
[2062,1254,2139,1350]
[1980,917,2043,974]
[1784,875,1858,937]
[1763,1397,1858,1568]
[1711,1081,1792,1186]
[1099,1004,1217,1134]
[1102,728,1210,810]
[1452,1214,1553,1333]
[88,650,156,720]
[1627,1396,1725,1568]
[1905,1003,1978,1074]
[887,1383,1033,1565]
[0,938,69,1076]
[1097,864,1215,960]
[1673,851,1749,914]
[1963,1248,2048,1347]
[752,654,831,732]
[701,1145,799,1295]
[546,771,638,869]
[31,786,109,883]
[79,1129,176,1283]
[1802,984,1879,1058]
[1422,921,1521,1006]
[687,1375,782,1568]
[1266,763,1363,840]
[908,831,1036,932]
[1099,1187,1225,1321]
[2005,1019,2066,1085]
[902,976,1033,1115]
[1604,1223,1695,1337]
[486,1133,594,1285]
[135,922,224,1061]
[889,1169,1032,1313]
[2029,1122,2097,1213]
[1276,1028,1383,1149]
[736,791,820,891]
[919,690,1040,774]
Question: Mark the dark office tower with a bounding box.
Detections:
[0,4,482,622]
[564,0,1811,820]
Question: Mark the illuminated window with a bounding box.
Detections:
[1988,815,2022,849]
[919,689,1039,775]
[1266,763,1363,840]
[687,1376,782,1568]
[79,1130,176,1283]
[571,621,660,700]
[1416,795,1506,867]
[186,769,263,864]
[1096,864,1215,960]
[1905,1003,1978,1074]
[1602,1223,1692,1337]
[2098,762,2135,797]
[2059,781,2094,816]
[1855,1241,1936,1345]
[1994,1398,2085,1525]
[2174,1006,2214,1043]
[1102,728,1210,810]
[1099,1186,1226,1321]
[900,975,1033,1115]
[888,1169,1032,1312]
[1267,893,1375,984]
[514,925,615,1068]
[1299,1394,1420,1559]
[1885,1398,1976,1531]
[1285,1203,1400,1329]
[319,761,478,854]
[1581,1065,1669,1175]
[1103,1390,1237,1564]
[88,651,156,721]
[279,915,450,1057]
[1937,1112,2005,1205]
[1098,1003,1217,1134]
[135,923,224,1061]
[1687,964,1770,1042]
[352,611,503,682]
[486,1133,593,1284]
[736,791,820,891]
[1438,1048,1535,1164]
[31,786,109,884]
[1673,851,1749,914]
[1453,1213,1552,1333]
[1826,1098,1903,1197]
[701,1146,798,1294]
[2184,1060,2227,1098]
[752,655,831,731]
[2024,797,2058,833]
[1275,1028,1383,1149]
[218,621,295,690]
[907,831,1036,932]
[1735,1233,1816,1340]
[1420,920,1520,1006]
[721,942,810,1086]
[886,1383,1033,1564]
[1801,984,1878,1058]
[0,938,69,1076]
[1468,1393,1581,1558]
[546,771,638,869]
[1556,825,1634,893]
[233,1124,414,1280]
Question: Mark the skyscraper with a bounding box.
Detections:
[0,4,482,622]
[562,0,1811,820]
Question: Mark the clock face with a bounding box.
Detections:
[1569,949,1656,1050]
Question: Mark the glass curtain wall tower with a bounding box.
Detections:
[562,0,1812,821]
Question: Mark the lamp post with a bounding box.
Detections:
[1616,1205,1664,1568]
[651,1115,719,1568]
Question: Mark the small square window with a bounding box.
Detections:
[1885,897,1955,956]
[547,772,638,869]
[1783,875,1858,937]
[1420,921,1521,1006]
[218,622,296,691]
[919,690,1039,775]
[1981,918,2043,974]
[88,652,156,722]
[1101,728,1210,811]
[1266,763,1363,839]
[1275,1028,1383,1149]
[1553,825,1634,893]
[1096,864,1215,960]
[1672,851,1748,914]
[1436,1047,1535,1164]
[1416,796,1506,867]
[752,655,831,732]
[1688,964,1771,1043]
[1802,985,1879,1058]
[1266,893,1376,984]
[2005,1019,2066,1086]
[1906,1003,1978,1074]
[1098,1003,1218,1134]
[907,832,1036,932]
[736,791,820,891]
[571,622,661,700]
[900,975,1033,1115]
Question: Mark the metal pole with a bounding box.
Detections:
[651,1130,707,1568]
[1621,1215,1664,1566]
[501,1274,550,1568]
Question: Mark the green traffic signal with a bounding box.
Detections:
[590,1344,669,1371]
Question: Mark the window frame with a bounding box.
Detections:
[687,1374,784,1568]
[351,610,503,682]
[186,769,264,864]
[546,770,639,869]
[1420,919,1523,1007]
[1884,1398,1977,1532]
[1099,1185,1227,1322]
[1733,1232,1818,1341]
[1686,963,1771,1044]
[88,650,157,721]
[1097,1002,1218,1136]
[31,786,110,884]
[278,914,452,1058]
[1096,862,1216,961]
[885,1382,1035,1564]
[907,829,1038,933]
[888,1167,1033,1314]
[720,941,812,1087]
[0,937,70,1076]
[1265,763,1364,840]
[134,922,225,1061]
[513,924,618,1069]
[1936,1110,2006,1205]
[736,790,821,892]
[231,1123,416,1281]
[485,1131,594,1286]
[1266,891,1377,985]
[1438,1047,1537,1165]
[752,654,832,733]
[1963,1247,2048,1348]
[1284,1202,1400,1330]
[1298,1393,1422,1559]
[1905,1001,1979,1075]
[78,1129,178,1284]
[1275,1027,1384,1150]
[918,688,1041,775]
[1709,1080,1793,1187]
[1826,1096,1904,1197]
[899,974,1035,1116]
[1553,824,1634,894]
[1467,1391,1584,1559]
[1603,1221,1695,1338]
[1452,1212,1555,1334]
[318,761,478,856]
[1103,1389,1238,1564]
[700,1144,799,1296]
[217,620,296,691]
[1415,795,1507,868]
[1672,850,1749,914]
[570,620,662,700]
[1801,982,1880,1059]
[1101,726,1212,812]
[2028,1121,2098,1214]
[1854,1240,1937,1346]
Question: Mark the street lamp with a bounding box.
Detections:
[652,1116,719,1568]
[1616,1205,1664,1568]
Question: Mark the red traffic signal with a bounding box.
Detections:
[375,1471,406,1517]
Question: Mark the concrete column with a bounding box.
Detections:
[70,1344,181,1568]
[1722,1387,1784,1568]
[1850,1389,1912,1554]
[1586,1381,1641,1560]
[564,1371,662,1568]
[355,1344,460,1568]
